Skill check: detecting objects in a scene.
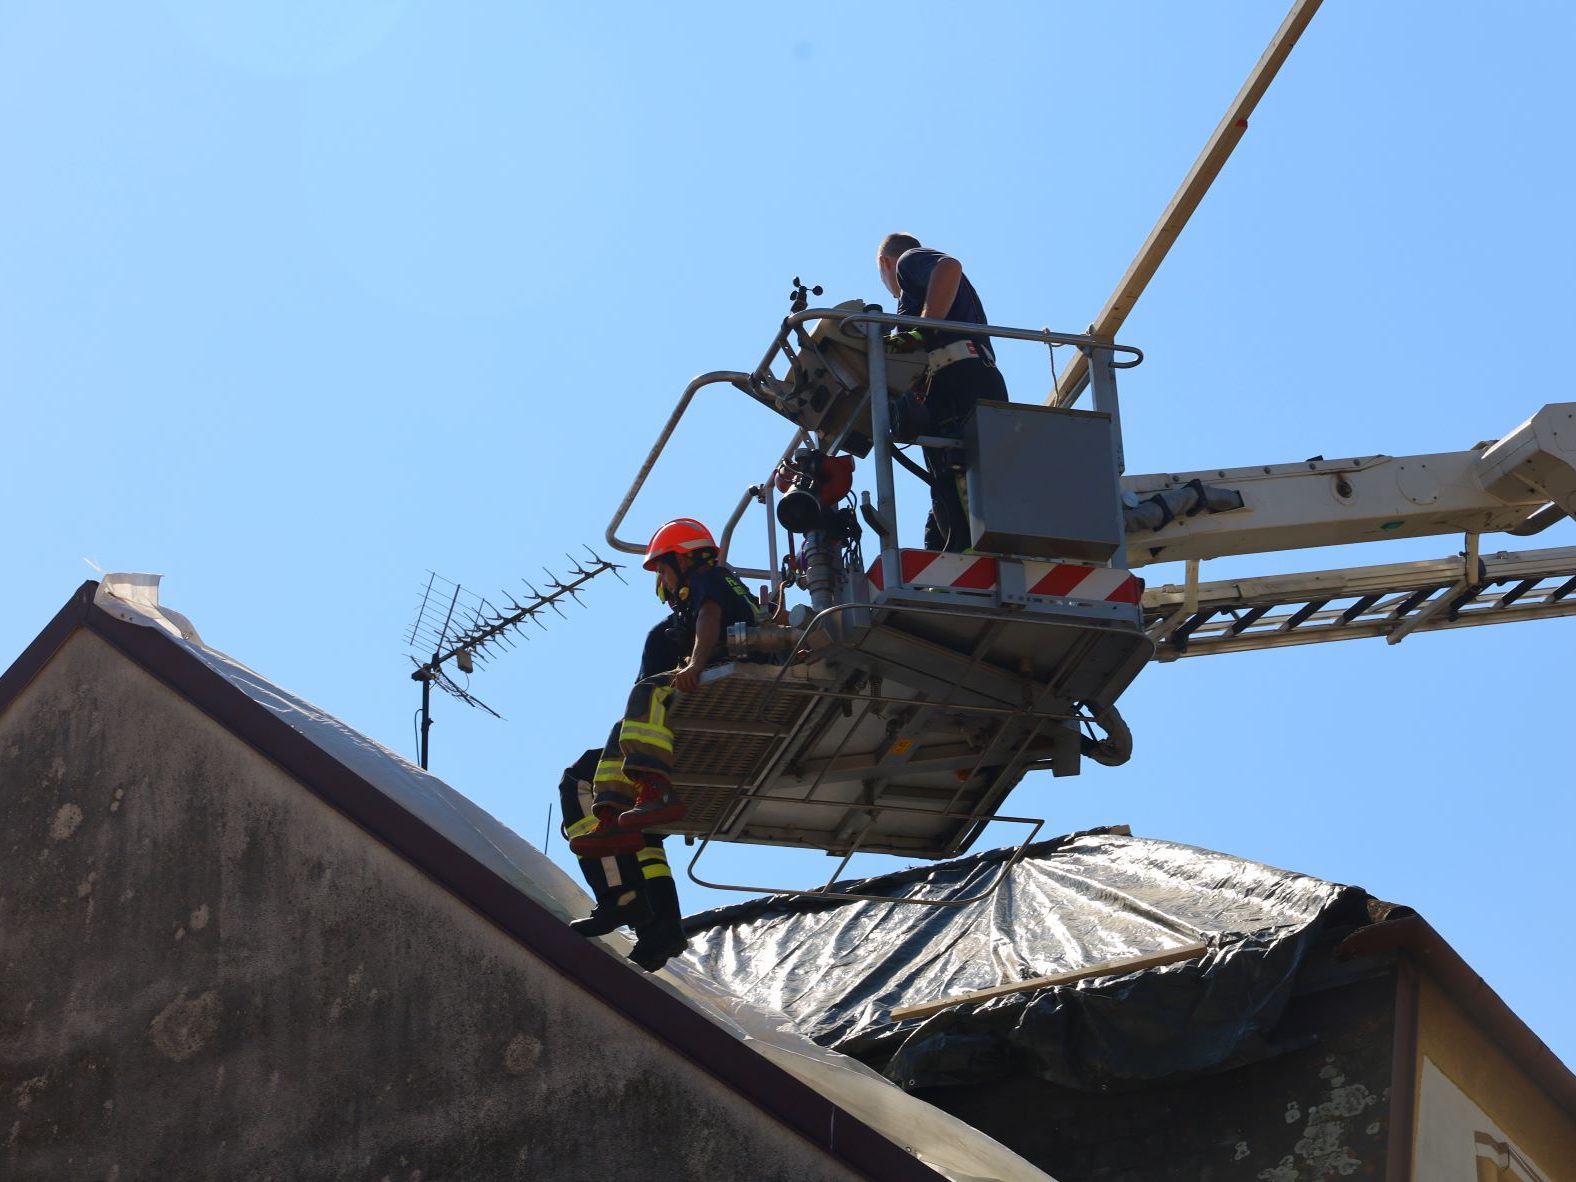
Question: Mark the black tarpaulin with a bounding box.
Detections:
[683,827,1384,1092]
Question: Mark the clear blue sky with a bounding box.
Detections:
[5,3,1574,1069]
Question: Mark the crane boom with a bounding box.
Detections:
[1122,405,1576,567]
[1053,0,1323,408]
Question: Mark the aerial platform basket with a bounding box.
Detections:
[606,303,1147,896]
[655,550,1152,868]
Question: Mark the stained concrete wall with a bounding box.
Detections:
[912,971,1398,1180]
[0,629,866,1182]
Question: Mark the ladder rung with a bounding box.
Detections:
[1385,587,1437,620]
[1168,609,1219,651]
[1444,584,1486,620]
[1279,598,1329,632]
[1337,594,1382,625]
[1496,579,1540,609]
[1228,605,1272,635]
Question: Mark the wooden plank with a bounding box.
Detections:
[889,940,1209,1022]
[1051,0,1323,408]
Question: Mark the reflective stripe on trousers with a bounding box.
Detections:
[591,722,637,812]
[637,844,672,880]
[615,680,676,783]
[561,754,638,891]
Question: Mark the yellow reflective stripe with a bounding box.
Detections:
[565,815,600,838]
[636,848,667,863]
[641,863,673,880]
[648,685,674,730]
[593,761,634,787]
[619,723,673,752]
[621,723,672,741]
[621,724,671,741]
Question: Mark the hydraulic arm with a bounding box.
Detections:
[1122,405,1576,567]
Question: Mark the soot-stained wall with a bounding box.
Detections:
[912,972,1398,1181]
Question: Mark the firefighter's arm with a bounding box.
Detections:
[921,256,962,320]
[675,600,721,693]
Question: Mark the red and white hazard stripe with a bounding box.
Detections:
[866,550,1142,604]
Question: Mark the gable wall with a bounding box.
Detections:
[0,629,866,1182]
[1413,973,1576,1180]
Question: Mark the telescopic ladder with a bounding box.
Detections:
[1144,545,1576,659]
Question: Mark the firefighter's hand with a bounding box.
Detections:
[674,662,702,694]
[885,329,925,354]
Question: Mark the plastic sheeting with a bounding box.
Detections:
[91,577,1055,1182]
[684,830,1383,1093]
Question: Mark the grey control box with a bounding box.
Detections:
[964,400,1122,562]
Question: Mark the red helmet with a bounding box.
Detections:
[643,518,718,571]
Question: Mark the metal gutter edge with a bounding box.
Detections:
[1336,915,1576,1126]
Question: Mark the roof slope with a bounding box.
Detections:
[0,579,1050,1182]
[685,829,1385,1089]
[684,832,1576,1114]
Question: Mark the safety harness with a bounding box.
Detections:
[926,339,992,377]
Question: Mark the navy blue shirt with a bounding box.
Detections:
[636,562,760,681]
[675,561,760,662]
[682,564,759,630]
[894,247,993,358]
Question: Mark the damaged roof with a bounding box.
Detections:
[684,828,1576,1113]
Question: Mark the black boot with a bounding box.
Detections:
[629,875,687,972]
[570,886,651,938]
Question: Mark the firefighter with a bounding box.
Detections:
[558,571,693,971]
[564,518,760,970]
[558,747,681,972]
[876,232,1009,552]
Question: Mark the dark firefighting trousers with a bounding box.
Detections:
[559,746,673,910]
[921,356,1009,552]
[591,676,677,813]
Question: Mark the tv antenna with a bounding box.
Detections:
[405,548,624,769]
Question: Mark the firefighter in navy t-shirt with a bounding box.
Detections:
[877,232,1010,552]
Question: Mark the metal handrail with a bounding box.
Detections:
[607,307,1143,574]
[604,369,751,559]
[838,311,1144,366]
[716,427,806,585]
[749,305,1143,390]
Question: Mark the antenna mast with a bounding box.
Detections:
[405,549,624,769]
